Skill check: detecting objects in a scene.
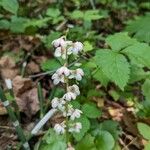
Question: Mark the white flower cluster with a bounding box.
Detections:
[51,37,84,135]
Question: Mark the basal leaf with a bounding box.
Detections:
[40,59,61,71]
[137,122,150,140]
[95,131,115,150]
[94,50,130,90]
[73,115,90,141]
[76,134,96,150]
[82,103,101,118]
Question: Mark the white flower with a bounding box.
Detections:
[54,47,67,59]
[70,109,82,120]
[54,123,66,134]
[5,79,12,89]
[56,66,70,76]
[51,97,59,108]
[69,122,82,133]
[69,68,84,81]
[51,73,65,85]
[51,97,66,110]
[52,37,66,48]
[68,84,80,96]
[63,105,73,117]
[54,47,62,57]
[67,42,83,55]
[63,92,76,101]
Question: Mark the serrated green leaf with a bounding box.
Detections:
[93,68,109,87]
[123,43,150,67]
[129,65,150,83]
[95,131,115,150]
[142,79,150,101]
[94,50,130,90]
[82,103,101,118]
[76,134,96,150]
[106,32,137,51]
[40,59,61,71]
[125,14,150,43]
[0,0,19,14]
[73,115,90,141]
[137,122,150,140]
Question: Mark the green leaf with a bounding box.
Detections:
[123,43,150,67]
[95,131,115,150]
[70,10,84,19]
[125,14,150,43]
[41,32,61,48]
[10,16,28,33]
[137,122,150,140]
[100,120,121,140]
[39,129,67,150]
[94,50,130,90]
[46,8,61,18]
[0,0,19,15]
[93,68,109,87]
[0,20,10,29]
[69,10,103,21]
[109,90,120,101]
[76,134,96,150]
[83,41,93,52]
[84,10,103,21]
[73,115,90,141]
[144,141,150,150]
[142,79,150,101]
[40,59,61,71]
[82,103,101,118]
[106,32,137,51]
[129,65,150,83]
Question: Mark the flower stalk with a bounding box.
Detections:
[51,36,84,146]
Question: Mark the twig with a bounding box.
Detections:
[0,86,30,150]
[122,137,137,150]
[29,58,81,78]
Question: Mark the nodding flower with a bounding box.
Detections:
[51,37,84,134]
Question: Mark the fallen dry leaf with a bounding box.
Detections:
[0,56,19,79]
[0,102,7,115]
[27,61,40,74]
[13,76,32,97]
[108,107,123,121]
[16,88,40,117]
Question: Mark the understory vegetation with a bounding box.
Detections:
[0,0,150,150]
